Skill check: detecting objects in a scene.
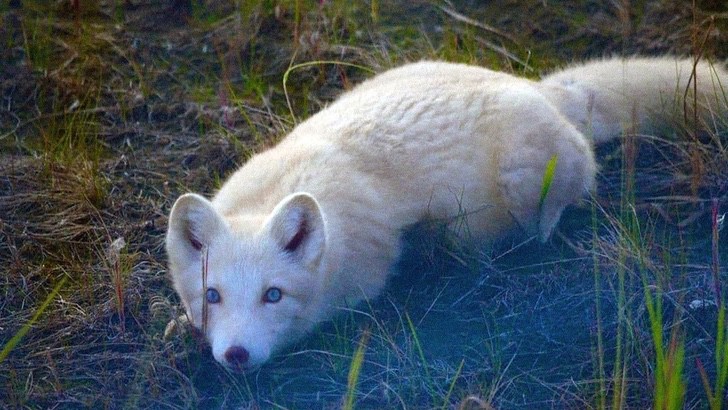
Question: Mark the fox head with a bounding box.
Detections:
[166,192,327,372]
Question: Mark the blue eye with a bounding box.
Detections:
[206,288,221,304]
[263,287,282,304]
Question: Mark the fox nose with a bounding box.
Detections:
[224,346,250,368]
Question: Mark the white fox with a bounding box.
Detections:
[166,57,727,371]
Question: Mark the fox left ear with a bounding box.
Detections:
[266,193,327,267]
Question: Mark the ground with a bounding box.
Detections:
[1,0,728,408]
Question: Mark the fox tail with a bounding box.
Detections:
[537,57,728,144]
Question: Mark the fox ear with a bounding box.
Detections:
[267,193,326,267]
[167,193,225,259]
[166,193,225,327]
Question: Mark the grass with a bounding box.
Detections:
[538,154,558,216]
[1,0,728,408]
[698,198,728,410]
[404,311,435,401]
[0,276,67,364]
[282,60,375,122]
[343,328,370,410]
[643,261,687,410]
[588,94,724,408]
[698,303,728,410]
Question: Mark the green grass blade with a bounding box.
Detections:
[344,329,370,410]
[668,340,685,410]
[715,303,728,409]
[538,155,558,213]
[441,358,465,410]
[405,312,431,382]
[0,277,67,363]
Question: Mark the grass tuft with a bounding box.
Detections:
[697,303,728,410]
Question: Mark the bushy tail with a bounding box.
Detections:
[537,57,728,144]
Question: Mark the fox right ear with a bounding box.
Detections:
[166,193,225,257]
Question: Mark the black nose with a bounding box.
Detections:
[224,346,249,367]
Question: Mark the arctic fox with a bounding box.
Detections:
[166,57,727,371]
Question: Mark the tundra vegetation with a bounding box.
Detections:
[1,0,727,408]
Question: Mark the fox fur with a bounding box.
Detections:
[166,57,727,371]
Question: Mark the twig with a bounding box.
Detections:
[438,4,517,44]
[711,198,722,306]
